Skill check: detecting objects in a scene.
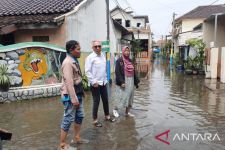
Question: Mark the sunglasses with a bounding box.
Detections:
[94,45,101,48]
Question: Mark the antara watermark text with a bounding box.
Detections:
[155,129,221,145]
[173,133,221,141]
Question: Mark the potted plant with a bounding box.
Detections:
[184,58,192,75]
[191,56,199,75]
[0,65,11,91]
[186,39,206,75]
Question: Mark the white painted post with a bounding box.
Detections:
[210,48,219,79]
[221,47,225,83]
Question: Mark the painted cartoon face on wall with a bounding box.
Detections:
[23,52,43,73]
[18,49,48,86]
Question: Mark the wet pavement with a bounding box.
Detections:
[1,56,225,150]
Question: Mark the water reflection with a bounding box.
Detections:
[0,56,225,149]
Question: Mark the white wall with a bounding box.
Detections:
[134,32,149,39]
[66,0,117,53]
[178,31,203,45]
[111,9,134,28]
[174,18,204,52]
[132,18,146,28]
[203,21,214,48]
[111,9,146,29]
[182,19,204,32]
[217,17,225,48]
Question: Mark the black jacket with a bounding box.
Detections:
[115,57,140,88]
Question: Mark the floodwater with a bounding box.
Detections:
[1,56,225,150]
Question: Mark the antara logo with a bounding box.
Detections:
[155,130,170,145]
[155,130,221,145]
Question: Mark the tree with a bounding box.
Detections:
[131,39,141,63]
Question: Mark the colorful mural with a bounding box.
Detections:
[0,42,66,87]
[18,48,63,86]
[18,49,48,86]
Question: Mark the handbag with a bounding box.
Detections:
[74,82,84,96]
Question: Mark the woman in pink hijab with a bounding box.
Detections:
[113,46,140,117]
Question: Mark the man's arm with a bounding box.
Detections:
[85,56,97,85]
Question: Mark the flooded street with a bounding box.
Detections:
[1,56,225,150]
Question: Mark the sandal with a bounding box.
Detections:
[71,138,89,144]
[105,117,116,122]
[93,121,103,127]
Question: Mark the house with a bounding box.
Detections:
[0,0,123,73]
[174,4,225,53]
[0,0,136,89]
[203,13,225,79]
[110,6,152,62]
[173,4,225,68]
[112,19,133,53]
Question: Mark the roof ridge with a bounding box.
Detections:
[176,4,225,21]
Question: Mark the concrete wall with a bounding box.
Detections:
[0,84,61,103]
[216,17,225,49]
[66,0,117,54]
[221,47,225,83]
[202,17,225,48]
[133,18,146,28]
[203,21,214,48]
[111,9,146,29]
[178,30,203,45]
[66,0,118,73]
[182,19,204,32]
[111,9,134,27]
[174,19,204,53]
[14,22,66,47]
[134,32,149,40]
[203,16,225,78]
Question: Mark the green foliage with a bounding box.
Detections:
[185,39,206,70]
[0,64,10,91]
[82,75,89,91]
[173,53,180,66]
[164,40,172,49]
[131,39,141,62]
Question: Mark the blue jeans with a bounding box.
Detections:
[60,96,84,132]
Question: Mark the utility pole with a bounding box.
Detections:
[106,0,110,41]
[170,12,176,65]
[105,0,111,83]
[172,12,176,53]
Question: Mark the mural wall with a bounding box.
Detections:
[0,47,64,87]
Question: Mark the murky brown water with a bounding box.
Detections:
[1,56,225,150]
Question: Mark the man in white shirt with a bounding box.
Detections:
[85,40,115,127]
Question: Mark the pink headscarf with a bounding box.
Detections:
[122,46,134,77]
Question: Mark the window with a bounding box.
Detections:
[137,23,141,27]
[125,20,131,27]
[115,19,122,25]
[32,36,49,42]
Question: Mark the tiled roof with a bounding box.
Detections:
[176,4,225,21]
[0,0,83,28]
[0,14,62,27]
[0,0,83,16]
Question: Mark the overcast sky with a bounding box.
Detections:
[110,0,225,40]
